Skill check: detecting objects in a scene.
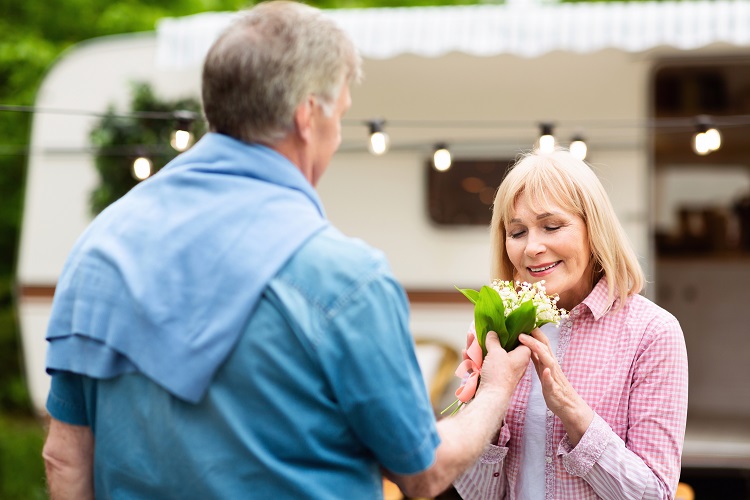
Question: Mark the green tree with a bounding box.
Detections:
[90,82,205,214]
[0,21,59,417]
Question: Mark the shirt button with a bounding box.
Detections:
[493,472,500,477]
[547,410,554,417]
[546,456,553,463]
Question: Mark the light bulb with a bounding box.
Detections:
[692,132,710,156]
[132,157,153,180]
[170,129,194,152]
[705,128,721,151]
[433,145,452,172]
[368,131,389,155]
[367,120,390,156]
[570,139,587,160]
[537,123,555,153]
[539,134,555,154]
[171,110,196,152]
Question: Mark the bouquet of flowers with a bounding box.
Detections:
[442,280,566,415]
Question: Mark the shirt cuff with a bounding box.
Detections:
[480,420,511,464]
[480,443,508,464]
[557,413,612,477]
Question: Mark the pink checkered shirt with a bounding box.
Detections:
[454,278,689,499]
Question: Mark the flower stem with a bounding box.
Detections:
[440,398,461,415]
[450,402,464,416]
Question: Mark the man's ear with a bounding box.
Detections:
[293,96,315,144]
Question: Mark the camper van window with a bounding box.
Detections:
[427,158,513,226]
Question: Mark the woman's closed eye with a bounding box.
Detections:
[508,229,526,239]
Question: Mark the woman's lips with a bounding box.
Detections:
[528,261,560,277]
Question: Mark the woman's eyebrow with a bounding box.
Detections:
[510,212,556,224]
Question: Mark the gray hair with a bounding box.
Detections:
[202,1,362,145]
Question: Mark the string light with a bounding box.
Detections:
[705,127,721,151]
[692,116,722,156]
[132,156,153,180]
[0,105,747,159]
[569,135,588,160]
[170,110,196,152]
[692,129,710,155]
[432,143,452,172]
[367,120,389,156]
[537,123,555,154]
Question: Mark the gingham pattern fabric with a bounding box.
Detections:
[454,279,688,499]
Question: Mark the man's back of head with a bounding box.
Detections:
[201,1,363,147]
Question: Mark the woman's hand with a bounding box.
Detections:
[518,329,594,446]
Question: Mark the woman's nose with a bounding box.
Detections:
[524,232,546,256]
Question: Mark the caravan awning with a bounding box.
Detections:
[156,0,750,69]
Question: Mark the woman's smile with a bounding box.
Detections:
[527,261,560,276]
[506,194,595,310]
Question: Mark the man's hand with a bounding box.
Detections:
[387,331,531,498]
[477,330,531,403]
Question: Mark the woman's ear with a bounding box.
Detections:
[293,96,316,144]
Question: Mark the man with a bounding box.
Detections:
[42,2,531,498]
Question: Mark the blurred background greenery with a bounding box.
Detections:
[0,0,491,497]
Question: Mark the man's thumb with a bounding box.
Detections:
[485,330,500,351]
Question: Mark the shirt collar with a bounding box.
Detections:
[578,277,617,321]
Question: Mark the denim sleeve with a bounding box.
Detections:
[46,371,90,426]
[321,267,441,475]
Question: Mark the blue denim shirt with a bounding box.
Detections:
[47,226,440,499]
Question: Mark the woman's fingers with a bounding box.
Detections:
[518,333,555,366]
[529,327,551,347]
[519,333,564,392]
[521,331,592,438]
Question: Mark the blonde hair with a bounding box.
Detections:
[489,149,644,308]
[202,1,363,145]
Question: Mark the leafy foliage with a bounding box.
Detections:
[90,83,205,214]
[0,24,56,421]
[458,281,565,354]
[0,415,47,500]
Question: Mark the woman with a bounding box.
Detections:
[454,149,688,499]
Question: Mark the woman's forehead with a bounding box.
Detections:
[511,190,563,213]
[507,191,582,224]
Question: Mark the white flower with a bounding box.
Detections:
[489,279,567,326]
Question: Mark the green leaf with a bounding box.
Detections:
[455,285,479,305]
[505,300,536,351]
[535,318,555,329]
[474,285,508,355]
